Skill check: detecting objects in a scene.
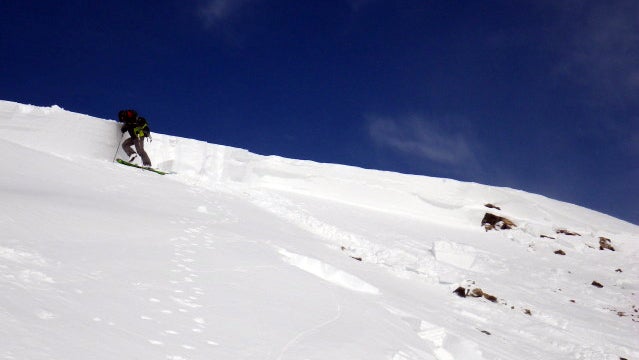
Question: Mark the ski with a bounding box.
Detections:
[116,159,172,175]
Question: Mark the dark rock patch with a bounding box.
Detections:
[556,229,581,236]
[469,288,484,297]
[453,286,498,303]
[453,287,467,298]
[599,237,615,251]
[481,213,516,231]
[484,203,501,211]
[483,293,498,303]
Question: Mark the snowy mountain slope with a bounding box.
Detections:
[1,100,638,360]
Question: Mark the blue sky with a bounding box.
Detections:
[1,1,638,224]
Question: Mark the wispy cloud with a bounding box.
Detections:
[551,0,639,103]
[367,115,476,166]
[198,0,254,27]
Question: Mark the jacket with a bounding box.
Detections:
[121,116,150,139]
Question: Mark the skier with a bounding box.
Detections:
[118,109,152,167]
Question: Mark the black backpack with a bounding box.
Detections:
[118,109,138,123]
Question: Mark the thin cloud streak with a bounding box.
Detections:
[198,0,253,27]
[552,0,639,102]
[367,115,475,166]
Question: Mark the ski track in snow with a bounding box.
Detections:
[273,289,343,360]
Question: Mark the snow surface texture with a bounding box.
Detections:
[0,100,638,360]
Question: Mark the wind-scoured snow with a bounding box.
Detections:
[1,100,638,360]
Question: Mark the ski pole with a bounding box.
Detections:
[112,132,124,162]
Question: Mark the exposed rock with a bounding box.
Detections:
[615,269,623,273]
[453,286,498,303]
[481,213,516,231]
[453,286,467,298]
[540,235,556,239]
[483,293,498,303]
[484,203,501,210]
[592,281,604,288]
[599,237,615,251]
[469,288,484,297]
[554,249,566,255]
[556,229,581,236]
[523,309,532,316]
[480,330,491,335]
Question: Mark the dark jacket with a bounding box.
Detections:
[119,111,150,139]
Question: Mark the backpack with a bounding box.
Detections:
[118,109,138,123]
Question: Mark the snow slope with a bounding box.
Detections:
[1,100,637,360]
